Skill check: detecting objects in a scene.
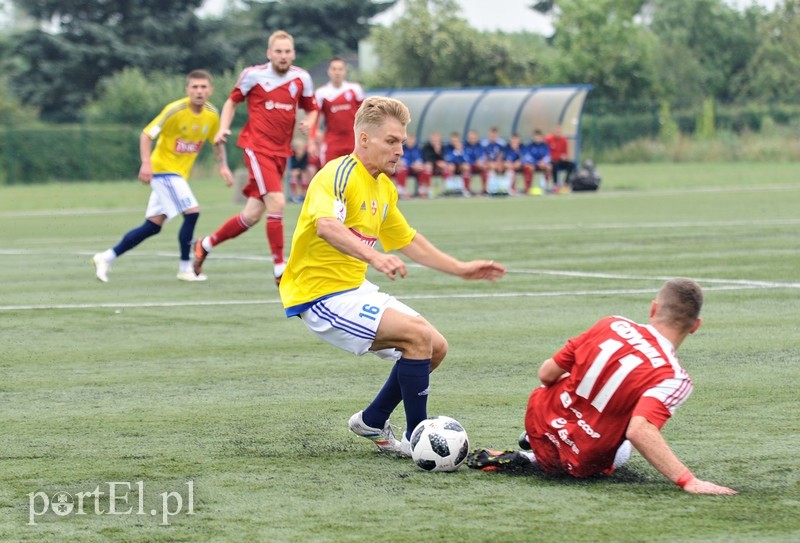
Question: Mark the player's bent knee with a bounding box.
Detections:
[430,334,448,370]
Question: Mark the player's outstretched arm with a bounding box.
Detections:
[627,416,737,495]
[398,233,505,281]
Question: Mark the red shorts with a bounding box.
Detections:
[242,148,287,198]
[524,391,564,475]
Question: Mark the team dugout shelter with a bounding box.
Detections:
[365,84,593,163]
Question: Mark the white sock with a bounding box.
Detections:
[201,237,213,252]
[519,450,537,464]
[101,249,117,262]
[179,260,192,274]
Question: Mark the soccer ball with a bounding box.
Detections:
[409,416,469,472]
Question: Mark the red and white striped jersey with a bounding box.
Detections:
[525,316,693,477]
[230,63,317,157]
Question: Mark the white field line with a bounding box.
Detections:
[502,218,800,231]
[0,279,795,312]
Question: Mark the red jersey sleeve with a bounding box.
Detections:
[299,93,318,113]
[633,376,693,429]
[551,320,606,372]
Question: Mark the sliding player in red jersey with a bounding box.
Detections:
[469,278,737,495]
[194,30,318,285]
[311,57,364,166]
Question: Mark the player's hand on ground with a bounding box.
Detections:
[370,253,407,281]
[683,477,737,495]
[214,129,231,144]
[459,260,506,282]
[138,163,153,184]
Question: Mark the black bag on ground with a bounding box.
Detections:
[569,159,601,191]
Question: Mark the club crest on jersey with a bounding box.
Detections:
[289,81,299,98]
[345,90,352,101]
[371,200,377,215]
[334,200,347,222]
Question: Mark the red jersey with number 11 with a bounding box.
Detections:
[524,316,693,477]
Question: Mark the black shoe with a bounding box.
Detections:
[466,448,529,472]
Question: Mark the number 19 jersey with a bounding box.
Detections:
[524,316,693,477]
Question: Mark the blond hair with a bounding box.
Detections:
[354,96,411,135]
[268,30,294,49]
[655,278,703,332]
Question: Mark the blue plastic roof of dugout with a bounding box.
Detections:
[366,84,593,162]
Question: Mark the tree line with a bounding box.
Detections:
[0,0,797,125]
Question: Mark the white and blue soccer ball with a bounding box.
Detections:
[409,416,469,472]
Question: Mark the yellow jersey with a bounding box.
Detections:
[281,154,416,316]
[143,97,220,180]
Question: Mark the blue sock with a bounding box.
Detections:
[179,212,199,261]
[396,357,431,440]
[362,362,402,430]
[113,220,161,257]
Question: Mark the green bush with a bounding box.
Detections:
[0,125,139,184]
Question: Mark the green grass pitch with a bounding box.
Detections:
[1,162,798,542]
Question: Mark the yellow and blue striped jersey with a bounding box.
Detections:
[143,97,220,180]
[280,154,416,315]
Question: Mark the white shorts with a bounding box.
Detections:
[300,280,419,361]
[144,174,198,221]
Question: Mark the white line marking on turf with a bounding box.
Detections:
[1,283,795,312]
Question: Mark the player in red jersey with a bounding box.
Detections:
[310,57,364,166]
[469,278,736,495]
[545,124,575,192]
[193,30,319,285]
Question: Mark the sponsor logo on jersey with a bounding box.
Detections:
[174,139,203,154]
[558,429,580,454]
[577,419,601,439]
[550,417,567,429]
[560,391,572,408]
[264,100,295,111]
[348,227,377,247]
[330,103,352,114]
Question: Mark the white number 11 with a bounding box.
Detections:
[575,339,644,412]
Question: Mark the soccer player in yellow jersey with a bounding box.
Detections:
[92,70,234,282]
[280,96,506,456]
